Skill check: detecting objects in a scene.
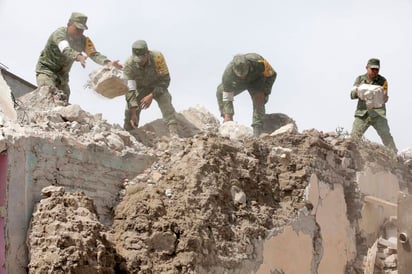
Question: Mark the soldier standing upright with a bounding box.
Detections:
[350,58,397,153]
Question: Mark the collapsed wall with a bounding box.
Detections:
[1,83,412,273]
[109,127,412,273]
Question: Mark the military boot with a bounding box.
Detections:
[168,124,179,137]
[53,89,68,106]
[253,126,263,137]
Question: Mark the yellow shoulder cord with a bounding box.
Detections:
[258,59,275,77]
[85,37,97,56]
[154,53,169,76]
[383,80,388,95]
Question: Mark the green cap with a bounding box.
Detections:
[367,58,380,69]
[132,40,148,62]
[70,12,88,30]
[232,54,249,77]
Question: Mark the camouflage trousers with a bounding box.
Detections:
[351,114,398,153]
[216,83,267,128]
[36,72,70,103]
[124,89,177,131]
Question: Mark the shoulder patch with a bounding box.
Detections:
[258,59,275,77]
[154,53,169,75]
[383,80,388,93]
[85,37,97,56]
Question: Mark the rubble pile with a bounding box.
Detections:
[4,87,411,273]
[109,128,410,273]
[111,132,307,273]
[13,86,147,156]
[364,215,400,273]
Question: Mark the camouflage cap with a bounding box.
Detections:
[232,54,249,78]
[367,58,380,69]
[69,12,88,30]
[132,40,148,62]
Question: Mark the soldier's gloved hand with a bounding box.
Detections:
[106,60,123,70]
[140,93,154,109]
[76,54,87,68]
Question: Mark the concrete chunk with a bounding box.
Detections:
[87,66,128,99]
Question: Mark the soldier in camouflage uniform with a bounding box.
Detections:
[350,58,397,153]
[123,40,178,136]
[36,12,122,104]
[216,53,277,137]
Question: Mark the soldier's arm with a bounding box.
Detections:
[123,60,139,109]
[350,76,362,99]
[382,79,389,102]
[152,53,171,98]
[83,37,109,66]
[221,67,236,115]
[258,59,277,95]
[53,28,82,61]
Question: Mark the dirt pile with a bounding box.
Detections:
[27,186,119,274]
[109,129,409,273]
[111,132,306,273]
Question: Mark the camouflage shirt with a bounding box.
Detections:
[123,50,170,108]
[350,73,388,117]
[222,53,277,94]
[36,27,108,76]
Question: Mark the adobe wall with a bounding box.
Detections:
[4,134,155,274]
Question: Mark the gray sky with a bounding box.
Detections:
[1,0,412,151]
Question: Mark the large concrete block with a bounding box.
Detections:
[86,66,128,99]
[256,226,313,273]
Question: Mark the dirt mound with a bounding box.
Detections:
[27,186,120,274]
[110,130,354,273]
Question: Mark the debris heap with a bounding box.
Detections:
[3,86,411,273]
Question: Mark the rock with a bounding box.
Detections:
[219,121,253,140]
[41,186,65,197]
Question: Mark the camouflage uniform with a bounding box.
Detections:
[350,73,397,153]
[123,48,177,131]
[216,53,277,132]
[36,13,109,103]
